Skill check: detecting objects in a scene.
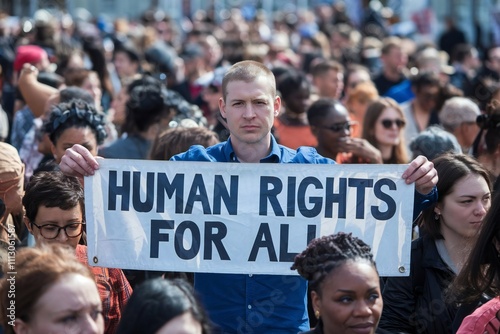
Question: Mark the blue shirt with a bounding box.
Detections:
[171,136,334,333]
[171,135,437,333]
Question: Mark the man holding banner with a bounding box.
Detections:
[60,60,438,333]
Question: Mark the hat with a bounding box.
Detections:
[180,43,204,60]
[439,97,481,131]
[0,142,23,184]
[0,142,24,216]
[417,48,455,75]
[14,45,47,72]
[145,42,176,73]
[409,125,462,160]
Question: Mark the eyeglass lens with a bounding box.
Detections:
[381,119,405,129]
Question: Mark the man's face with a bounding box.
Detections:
[415,84,440,112]
[314,69,344,99]
[383,47,408,73]
[284,82,311,115]
[114,51,138,78]
[219,76,280,149]
[25,204,84,249]
[487,47,500,74]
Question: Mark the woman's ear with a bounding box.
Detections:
[24,216,33,234]
[14,318,30,334]
[311,290,321,316]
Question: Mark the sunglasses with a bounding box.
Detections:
[320,122,353,132]
[381,119,405,129]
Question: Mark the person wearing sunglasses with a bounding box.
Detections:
[307,98,382,164]
[22,171,132,334]
[362,97,409,164]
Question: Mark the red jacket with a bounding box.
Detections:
[76,244,133,334]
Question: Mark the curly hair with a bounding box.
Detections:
[43,99,107,145]
[291,232,376,294]
[122,78,172,134]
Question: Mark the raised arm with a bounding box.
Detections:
[17,64,58,117]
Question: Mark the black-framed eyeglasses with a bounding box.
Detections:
[31,222,85,239]
[320,122,354,132]
[381,119,405,129]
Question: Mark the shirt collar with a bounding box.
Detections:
[224,135,281,163]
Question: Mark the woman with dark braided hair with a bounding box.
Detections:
[43,99,107,163]
[292,232,386,334]
[99,75,173,159]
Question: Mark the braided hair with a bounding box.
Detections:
[291,232,376,293]
[43,99,107,145]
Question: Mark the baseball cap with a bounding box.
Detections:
[14,45,48,72]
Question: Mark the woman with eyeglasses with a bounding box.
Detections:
[362,97,409,164]
[307,98,382,164]
[379,153,492,333]
[22,171,132,334]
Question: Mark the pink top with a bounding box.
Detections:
[457,297,500,334]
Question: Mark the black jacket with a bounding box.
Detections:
[379,235,457,333]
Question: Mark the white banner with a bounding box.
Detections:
[85,159,415,276]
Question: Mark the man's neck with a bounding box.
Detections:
[231,136,272,163]
[383,67,402,82]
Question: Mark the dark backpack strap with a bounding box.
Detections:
[411,237,425,297]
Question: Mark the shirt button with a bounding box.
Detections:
[249,274,253,277]
[248,305,252,309]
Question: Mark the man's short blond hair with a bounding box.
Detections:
[221,60,276,100]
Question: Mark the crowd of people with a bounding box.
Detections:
[0,1,500,333]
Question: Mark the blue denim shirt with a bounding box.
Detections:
[171,135,437,334]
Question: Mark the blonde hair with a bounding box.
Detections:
[346,82,379,105]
